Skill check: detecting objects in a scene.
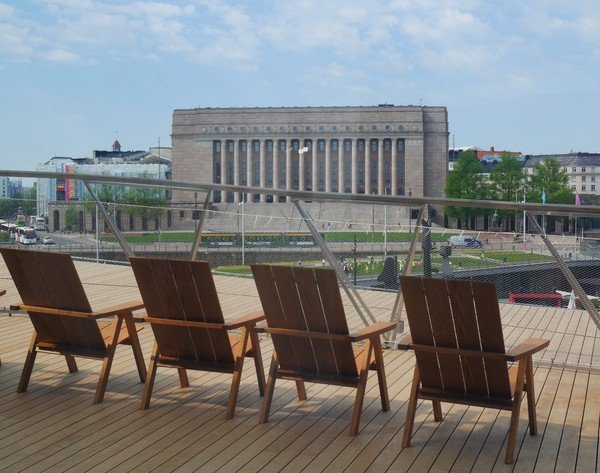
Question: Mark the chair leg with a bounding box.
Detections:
[177,368,189,388]
[432,401,443,422]
[402,366,421,448]
[372,338,390,412]
[94,316,123,405]
[18,332,38,393]
[259,353,279,424]
[525,355,537,435]
[349,340,372,436]
[505,359,527,464]
[123,312,147,383]
[226,327,250,420]
[295,381,307,401]
[65,355,78,373]
[141,342,160,410]
[249,329,266,396]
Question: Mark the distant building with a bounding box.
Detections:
[0,177,22,199]
[477,146,523,163]
[523,152,600,196]
[172,105,449,203]
[36,142,172,216]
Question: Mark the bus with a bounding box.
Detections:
[29,216,46,231]
[17,226,38,245]
[0,222,18,241]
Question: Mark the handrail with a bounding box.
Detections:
[2,169,598,217]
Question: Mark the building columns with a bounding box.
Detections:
[351,138,358,194]
[338,139,344,193]
[259,139,266,203]
[233,140,239,203]
[285,140,292,202]
[299,142,305,192]
[365,139,371,194]
[391,138,397,196]
[220,141,226,202]
[325,139,331,193]
[378,138,384,195]
[311,140,318,191]
[246,140,252,201]
[273,140,279,200]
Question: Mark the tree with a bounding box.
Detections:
[15,185,37,217]
[64,207,79,231]
[528,158,573,204]
[445,151,491,228]
[490,154,527,230]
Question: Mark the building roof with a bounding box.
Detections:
[523,152,600,168]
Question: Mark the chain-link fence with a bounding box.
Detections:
[1,173,599,370]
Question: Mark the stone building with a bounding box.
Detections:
[172,105,448,203]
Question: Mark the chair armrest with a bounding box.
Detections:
[397,333,413,350]
[506,338,550,361]
[349,321,396,342]
[19,304,95,319]
[144,317,226,330]
[254,321,268,333]
[225,311,265,330]
[92,301,145,319]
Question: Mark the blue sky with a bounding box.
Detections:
[1,0,599,172]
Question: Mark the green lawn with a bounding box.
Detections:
[480,251,553,264]
[324,231,455,243]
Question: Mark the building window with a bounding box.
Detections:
[253,141,260,152]
[344,140,351,152]
[572,166,576,172]
[592,185,596,191]
[582,176,587,182]
[332,140,338,152]
[358,140,365,152]
[563,167,567,173]
[572,185,576,190]
[371,140,377,151]
[280,140,286,152]
[215,142,221,152]
[293,141,299,151]
[582,185,586,191]
[307,140,312,150]
[582,167,586,172]
[384,140,391,151]
[241,141,247,152]
[267,141,273,152]
[228,142,234,152]
[397,140,404,151]
[591,176,596,182]
[318,140,325,152]
[591,167,596,173]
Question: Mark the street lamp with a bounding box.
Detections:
[238,193,246,266]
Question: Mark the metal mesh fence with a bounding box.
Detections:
[1,184,599,369]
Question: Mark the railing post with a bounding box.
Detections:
[83,181,133,258]
[190,191,213,261]
[527,213,600,329]
[292,200,376,327]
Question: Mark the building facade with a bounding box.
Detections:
[523,153,600,196]
[172,105,448,203]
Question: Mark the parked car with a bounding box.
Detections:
[449,235,483,248]
[42,236,54,245]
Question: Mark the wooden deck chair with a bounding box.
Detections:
[0,248,147,404]
[399,276,550,464]
[251,264,396,436]
[129,257,266,419]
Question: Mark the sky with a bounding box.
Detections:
[0,0,599,172]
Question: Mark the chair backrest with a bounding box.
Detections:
[251,264,358,378]
[400,276,512,399]
[129,257,234,364]
[0,248,106,351]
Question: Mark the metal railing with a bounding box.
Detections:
[1,169,600,369]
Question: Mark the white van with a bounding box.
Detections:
[449,235,483,248]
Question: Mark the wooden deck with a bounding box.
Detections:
[0,261,598,472]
